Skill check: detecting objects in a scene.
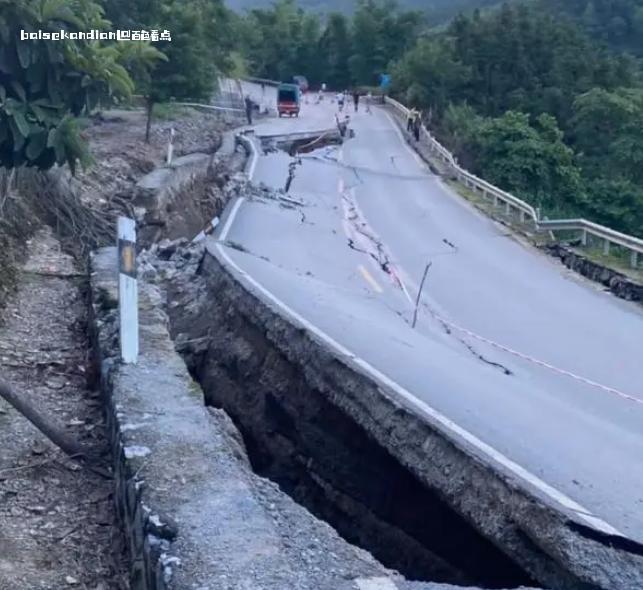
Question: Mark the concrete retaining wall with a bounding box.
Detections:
[133,133,247,245]
[89,243,459,590]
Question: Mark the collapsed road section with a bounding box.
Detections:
[141,239,533,590]
[149,227,642,590]
[94,242,458,590]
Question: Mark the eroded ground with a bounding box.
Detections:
[0,229,127,590]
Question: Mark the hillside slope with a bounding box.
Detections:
[226,0,506,23]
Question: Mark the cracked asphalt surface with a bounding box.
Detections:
[225,82,643,543]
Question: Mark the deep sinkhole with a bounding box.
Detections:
[171,302,538,590]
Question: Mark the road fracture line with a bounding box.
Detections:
[232,111,631,540]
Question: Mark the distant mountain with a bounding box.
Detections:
[225,0,506,24]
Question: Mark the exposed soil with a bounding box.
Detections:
[0,186,40,310]
[0,105,237,590]
[149,238,536,590]
[0,229,127,590]
[76,108,229,210]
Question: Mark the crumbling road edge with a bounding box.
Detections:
[203,233,643,589]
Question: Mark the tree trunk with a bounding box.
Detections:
[0,376,88,458]
[145,98,154,144]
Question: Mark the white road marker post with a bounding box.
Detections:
[166,127,175,166]
[118,216,139,364]
[412,262,432,329]
[192,215,220,243]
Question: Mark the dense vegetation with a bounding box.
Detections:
[544,0,643,56]
[236,0,423,88]
[0,0,235,173]
[0,0,160,172]
[102,0,236,140]
[390,2,643,235]
[227,0,506,25]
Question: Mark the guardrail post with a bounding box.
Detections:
[603,239,611,256]
[581,229,588,247]
[505,202,511,216]
[520,210,526,224]
[631,251,639,269]
[493,195,499,208]
[118,216,138,364]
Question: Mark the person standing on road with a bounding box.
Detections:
[413,111,422,141]
[352,89,360,112]
[337,92,345,112]
[244,95,254,125]
[365,91,373,114]
[406,108,420,133]
[406,107,417,132]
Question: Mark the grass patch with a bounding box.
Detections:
[574,246,643,283]
[153,102,198,121]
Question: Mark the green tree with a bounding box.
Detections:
[477,111,583,213]
[100,0,163,29]
[0,0,136,173]
[241,0,313,82]
[391,37,469,112]
[292,12,324,85]
[318,13,352,89]
[142,0,227,141]
[582,178,643,236]
[571,88,643,165]
[350,0,422,86]
[440,102,482,168]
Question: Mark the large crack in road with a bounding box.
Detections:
[203,121,643,588]
[338,169,513,376]
[161,242,538,589]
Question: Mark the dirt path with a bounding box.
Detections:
[0,228,127,590]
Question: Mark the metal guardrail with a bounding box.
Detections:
[172,101,243,114]
[539,219,643,267]
[385,97,642,269]
[242,76,281,87]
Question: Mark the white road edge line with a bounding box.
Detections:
[243,133,259,180]
[218,119,623,539]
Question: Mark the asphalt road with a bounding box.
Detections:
[221,83,643,543]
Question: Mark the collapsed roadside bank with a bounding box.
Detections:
[146,227,641,590]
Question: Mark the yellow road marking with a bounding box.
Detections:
[359,265,383,293]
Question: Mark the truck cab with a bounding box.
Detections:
[277,83,300,117]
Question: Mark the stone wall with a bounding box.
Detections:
[89,247,177,590]
[543,244,643,303]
